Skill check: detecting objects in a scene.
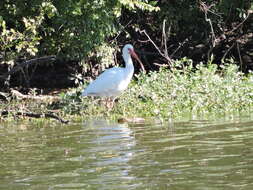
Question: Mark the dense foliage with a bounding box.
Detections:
[0,0,157,63]
[1,0,252,66]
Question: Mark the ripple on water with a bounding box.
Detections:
[0,119,253,189]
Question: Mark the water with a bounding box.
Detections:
[1,116,253,190]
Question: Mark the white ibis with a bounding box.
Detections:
[82,44,143,108]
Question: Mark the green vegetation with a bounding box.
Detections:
[58,59,253,121]
[0,0,252,77]
[0,0,158,70]
[0,0,252,123]
[1,58,252,123]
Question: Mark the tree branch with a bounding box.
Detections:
[139,20,173,66]
[0,55,56,81]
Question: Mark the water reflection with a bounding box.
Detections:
[80,120,137,187]
[0,118,253,189]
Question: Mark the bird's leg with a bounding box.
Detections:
[105,97,115,110]
[99,98,107,107]
[99,97,115,110]
[99,98,110,109]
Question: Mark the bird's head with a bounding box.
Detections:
[122,44,144,68]
[123,44,135,57]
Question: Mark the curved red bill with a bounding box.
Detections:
[128,49,145,72]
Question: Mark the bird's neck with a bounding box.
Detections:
[123,53,134,72]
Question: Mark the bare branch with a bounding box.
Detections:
[139,30,165,57]
[139,21,173,66]
[170,38,188,57]
[221,42,235,62]
[162,19,169,59]
[153,62,169,67]
[200,1,216,48]
[237,42,243,70]
[0,55,56,80]
[110,20,133,42]
[227,12,250,34]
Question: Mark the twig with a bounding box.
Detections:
[153,62,168,67]
[110,20,133,42]
[139,30,164,56]
[170,38,188,57]
[0,55,56,80]
[200,1,216,48]
[139,20,173,66]
[228,13,250,34]
[0,110,69,124]
[0,92,9,101]
[4,64,13,88]
[237,42,243,70]
[137,39,150,43]
[221,42,236,62]
[162,20,169,59]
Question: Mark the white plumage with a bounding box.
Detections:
[82,44,141,108]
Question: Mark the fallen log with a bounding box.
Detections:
[10,89,60,102]
[0,110,69,124]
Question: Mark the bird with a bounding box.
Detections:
[82,44,143,109]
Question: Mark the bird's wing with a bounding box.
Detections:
[82,67,125,96]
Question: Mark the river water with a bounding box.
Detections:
[1,116,253,190]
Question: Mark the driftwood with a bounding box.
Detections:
[118,117,146,124]
[0,110,69,124]
[0,55,56,81]
[0,91,9,101]
[0,89,68,124]
[11,89,60,102]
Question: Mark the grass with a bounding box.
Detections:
[58,58,253,122]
